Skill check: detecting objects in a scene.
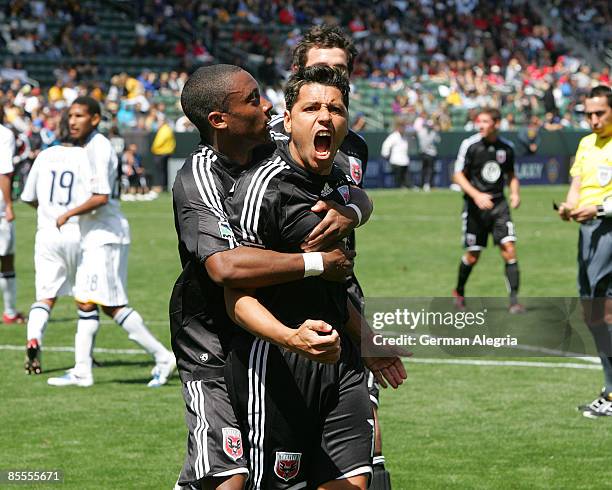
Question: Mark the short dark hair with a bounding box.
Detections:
[292,25,357,75]
[479,107,501,122]
[588,85,612,108]
[180,64,243,142]
[58,109,73,144]
[285,65,350,113]
[71,96,101,117]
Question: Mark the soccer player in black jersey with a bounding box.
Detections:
[452,107,524,313]
[267,25,392,490]
[172,65,374,490]
[224,66,405,490]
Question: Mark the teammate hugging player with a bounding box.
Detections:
[171,64,372,490]
[224,65,405,490]
[452,107,524,313]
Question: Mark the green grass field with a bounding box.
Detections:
[1,186,610,489]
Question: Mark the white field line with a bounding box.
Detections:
[0,345,601,370]
[408,358,600,370]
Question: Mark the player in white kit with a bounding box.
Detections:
[0,109,23,324]
[47,97,175,388]
[21,112,88,374]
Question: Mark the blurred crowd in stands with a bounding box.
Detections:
[0,0,610,163]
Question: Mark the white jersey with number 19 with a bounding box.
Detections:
[21,145,90,233]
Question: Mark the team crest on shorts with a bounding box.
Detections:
[598,165,612,186]
[496,149,506,163]
[337,185,351,204]
[482,161,501,183]
[222,427,243,461]
[274,451,301,481]
[349,156,363,184]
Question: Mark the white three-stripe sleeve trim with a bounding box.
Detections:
[197,149,224,217]
[454,134,481,174]
[252,165,288,244]
[191,153,222,220]
[240,158,280,242]
[239,157,281,242]
[203,148,224,214]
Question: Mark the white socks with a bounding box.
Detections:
[0,272,17,316]
[113,307,170,363]
[74,309,100,376]
[27,302,51,343]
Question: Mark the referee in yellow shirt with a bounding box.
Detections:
[559,85,612,418]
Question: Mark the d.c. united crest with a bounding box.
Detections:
[222,427,243,461]
[274,451,301,481]
[349,156,363,185]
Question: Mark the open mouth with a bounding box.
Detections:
[314,130,332,158]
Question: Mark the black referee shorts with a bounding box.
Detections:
[226,334,374,489]
[462,198,516,250]
[177,376,249,487]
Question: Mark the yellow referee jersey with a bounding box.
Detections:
[570,133,612,208]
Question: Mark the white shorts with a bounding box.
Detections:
[0,218,15,256]
[34,228,81,301]
[74,243,129,307]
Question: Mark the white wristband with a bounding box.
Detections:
[303,252,324,277]
[604,200,612,218]
[347,203,362,227]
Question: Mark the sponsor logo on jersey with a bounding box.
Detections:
[274,452,301,481]
[598,165,612,187]
[481,161,501,183]
[222,427,243,461]
[321,182,334,197]
[496,149,506,163]
[337,185,350,204]
[349,156,363,184]
[218,219,234,240]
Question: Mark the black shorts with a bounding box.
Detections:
[462,199,516,250]
[177,376,249,486]
[577,219,612,299]
[226,335,374,489]
[347,277,380,407]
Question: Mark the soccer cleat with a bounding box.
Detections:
[147,356,176,388]
[3,311,25,324]
[452,289,465,310]
[508,303,526,314]
[25,339,42,374]
[47,370,93,387]
[579,393,612,418]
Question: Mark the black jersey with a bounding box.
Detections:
[454,133,515,200]
[226,142,353,330]
[268,112,368,294]
[170,143,274,378]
